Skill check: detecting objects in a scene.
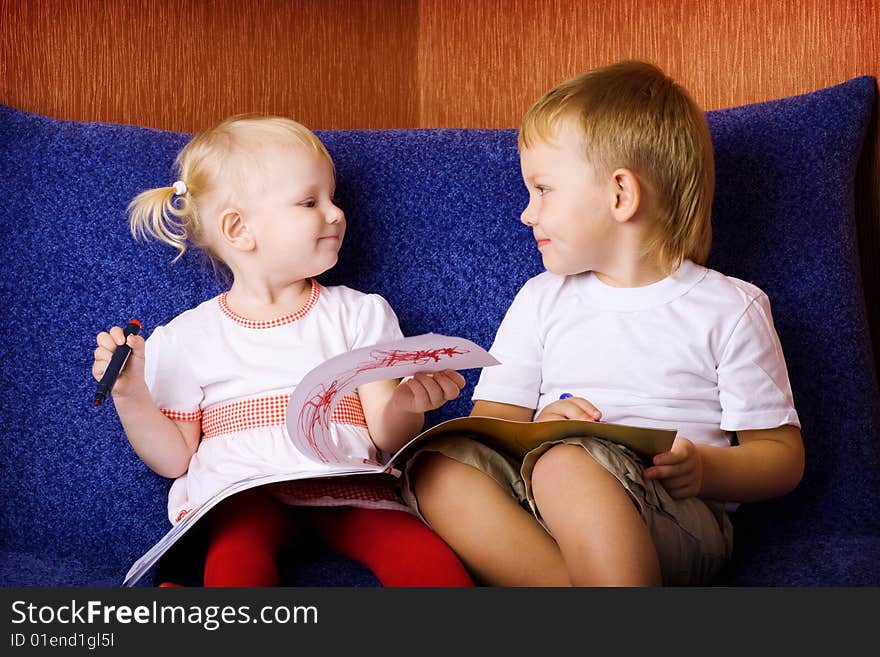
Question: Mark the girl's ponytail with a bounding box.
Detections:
[127,182,195,261]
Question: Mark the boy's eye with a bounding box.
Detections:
[299,199,316,208]
[536,186,548,196]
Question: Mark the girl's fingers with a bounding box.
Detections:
[432,371,463,400]
[440,369,466,388]
[91,361,107,381]
[108,326,126,345]
[412,373,441,407]
[126,334,146,357]
[96,332,118,352]
[403,378,429,410]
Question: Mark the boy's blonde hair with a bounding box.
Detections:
[127,115,332,265]
[519,61,714,272]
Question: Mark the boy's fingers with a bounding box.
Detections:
[569,397,601,419]
[554,400,591,420]
[644,461,690,480]
[660,473,694,489]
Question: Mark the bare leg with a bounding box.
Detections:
[530,444,661,586]
[411,452,570,586]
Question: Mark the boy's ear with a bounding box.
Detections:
[610,168,641,223]
[218,208,256,252]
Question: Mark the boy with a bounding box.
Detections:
[402,61,804,586]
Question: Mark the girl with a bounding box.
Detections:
[92,116,473,587]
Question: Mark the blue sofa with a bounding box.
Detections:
[1,76,878,586]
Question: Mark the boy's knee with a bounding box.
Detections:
[531,443,602,500]
[410,452,465,502]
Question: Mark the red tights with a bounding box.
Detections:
[202,488,473,587]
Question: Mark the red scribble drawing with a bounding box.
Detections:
[297,378,344,462]
[358,346,470,372]
[296,345,470,463]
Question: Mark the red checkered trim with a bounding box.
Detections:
[330,394,368,427]
[218,279,320,329]
[201,393,368,438]
[160,409,202,422]
[202,395,288,438]
[270,476,405,508]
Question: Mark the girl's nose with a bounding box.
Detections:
[521,208,537,226]
[327,203,344,224]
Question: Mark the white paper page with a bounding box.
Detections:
[286,333,498,464]
[122,464,387,587]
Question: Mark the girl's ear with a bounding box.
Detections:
[218,208,255,251]
[610,168,641,224]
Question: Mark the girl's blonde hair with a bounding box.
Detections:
[519,61,715,273]
[127,115,332,265]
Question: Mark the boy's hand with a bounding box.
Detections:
[535,396,602,422]
[389,370,465,414]
[642,436,703,499]
[92,327,147,399]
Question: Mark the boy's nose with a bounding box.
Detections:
[520,208,537,226]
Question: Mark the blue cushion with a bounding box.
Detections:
[1,76,878,586]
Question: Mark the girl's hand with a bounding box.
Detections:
[390,369,465,414]
[535,396,602,422]
[92,327,147,399]
[642,436,703,499]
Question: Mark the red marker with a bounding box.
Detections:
[93,319,142,407]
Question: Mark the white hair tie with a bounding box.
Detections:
[172,180,188,196]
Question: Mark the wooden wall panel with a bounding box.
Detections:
[417,0,880,377]
[2,0,878,373]
[417,0,879,126]
[0,0,419,131]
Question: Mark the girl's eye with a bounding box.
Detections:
[536,186,548,196]
[300,199,316,208]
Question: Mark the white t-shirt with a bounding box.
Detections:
[473,260,800,449]
[144,280,405,523]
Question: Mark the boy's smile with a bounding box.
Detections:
[519,120,619,277]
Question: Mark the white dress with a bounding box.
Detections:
[143,279,409,524]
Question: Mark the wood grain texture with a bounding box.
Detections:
[416,0,879,377]
[2,0,878,374]
[417,0,879,126]
[0,0,419,131]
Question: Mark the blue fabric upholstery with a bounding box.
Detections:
[1,76,878,586]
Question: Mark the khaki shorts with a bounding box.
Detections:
[400,434,733,586]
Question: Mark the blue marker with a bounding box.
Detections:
[559,392,601,421]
